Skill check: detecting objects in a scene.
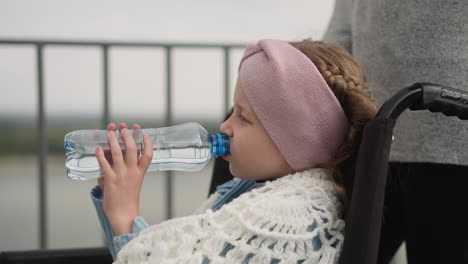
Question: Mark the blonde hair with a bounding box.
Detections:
[289,40,378,209]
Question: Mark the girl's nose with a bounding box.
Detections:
[220,119,233,137]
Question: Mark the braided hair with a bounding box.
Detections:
[290,40,377,209]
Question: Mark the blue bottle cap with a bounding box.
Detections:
[210,134,230,157]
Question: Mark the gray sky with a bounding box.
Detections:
[0,0,335,119]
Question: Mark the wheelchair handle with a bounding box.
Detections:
[377,83,468,120]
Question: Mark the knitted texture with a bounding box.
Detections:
[323,0,468,166]
[239,39,350,171]
[114,169,345,264]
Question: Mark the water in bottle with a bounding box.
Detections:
[64,122,230,180]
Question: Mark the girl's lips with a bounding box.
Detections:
[222,154,231,161]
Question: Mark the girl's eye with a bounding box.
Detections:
[238,114,247,122]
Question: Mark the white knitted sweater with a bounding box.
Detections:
[115,168,345,264]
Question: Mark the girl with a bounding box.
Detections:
[91,39,376,263]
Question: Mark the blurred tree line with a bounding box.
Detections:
[0,115,222,156]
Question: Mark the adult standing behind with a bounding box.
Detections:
[323,1,468,263]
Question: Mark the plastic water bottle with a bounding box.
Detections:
[64,122,230,181]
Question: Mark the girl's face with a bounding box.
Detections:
[220,78,295,181]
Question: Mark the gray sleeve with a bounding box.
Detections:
[322,0,353,52]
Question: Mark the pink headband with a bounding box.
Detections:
[239,39,350,171]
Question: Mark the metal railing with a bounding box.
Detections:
[0,38,246,249]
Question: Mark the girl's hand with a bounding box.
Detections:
[96,122,153,235]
